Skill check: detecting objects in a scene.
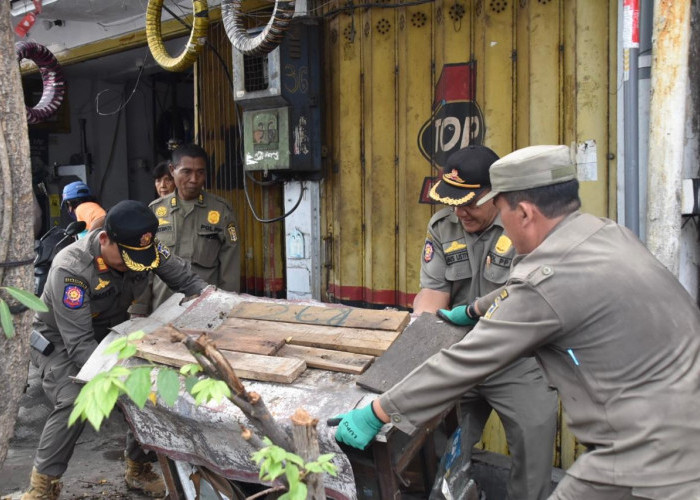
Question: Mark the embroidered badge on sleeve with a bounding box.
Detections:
[423,241,434,262]
[63,285,85,309]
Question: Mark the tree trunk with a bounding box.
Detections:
[0,3,35,467]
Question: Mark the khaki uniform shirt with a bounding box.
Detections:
[147,191,240,311]
[34,230,207,368]
[381,212,700,487]
[420,208,514,306]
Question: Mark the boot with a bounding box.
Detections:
[20,467,62,500]
[124,457,166,497]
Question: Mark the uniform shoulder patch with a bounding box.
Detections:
[484,288,509,320]
[63,285,85,309]
[423,241,434,262]
[227,222,238,242]
[157,241,171,260]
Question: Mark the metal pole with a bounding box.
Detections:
[646,0,691,276]
[636,0,653,242]
[623,48,640,236]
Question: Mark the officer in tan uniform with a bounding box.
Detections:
[23,200,207,500]
[142,143,240,312]
[413,145,558,500]
[335,145,700,500]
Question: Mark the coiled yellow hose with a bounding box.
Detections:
[146,0,209,72]
[221,0,295,56]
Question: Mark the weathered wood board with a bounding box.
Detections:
[278,345,375,374]
[136,327,306,383]
[219,317,400,356]
[356,313,470,393]
[228,301,410,332]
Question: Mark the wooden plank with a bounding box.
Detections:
[204,328,286,356]
[157,326,286,356]
[356,313,469,393]
[228,302,410,332]
[220,317,401,356]
[278,345,374,375]
[136,329,305,384]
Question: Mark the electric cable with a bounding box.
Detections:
[146,0,209,72]
[15,41,66,124]
[220,0,296,56]
[243,171,306,223]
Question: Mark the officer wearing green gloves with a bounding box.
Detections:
[334,404,385,448]
[336,145,700,499]
[410,145,558,500]
[436,301,479,326]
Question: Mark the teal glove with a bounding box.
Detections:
[334,404,384,449]
[437,304,478,326]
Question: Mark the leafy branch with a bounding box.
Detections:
[69,327,337,498]
[67,330,231,430]
[0,286,49,338]
[252,438,337,500]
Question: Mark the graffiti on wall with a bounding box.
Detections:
[417,62,485,203]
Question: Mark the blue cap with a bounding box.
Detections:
[61,181,92,206]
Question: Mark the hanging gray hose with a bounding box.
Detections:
[221,0,296,56]
[15,41,66,125]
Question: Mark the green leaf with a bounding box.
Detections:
[125,367,153,408]
[320,462,337,476]
[251,449,265,465]
[270,445,286,463]
[118,344,138,359]
[157,368,180,407]
[293,483,307,500]
[98,384,120,416]
[104,336,129,355]
[266,461,284,481]
[284,452,304,466]
[184,375,198,394]
[85,398,105,431]
[317,453,335,463]
[180,363,202,376]
[190,378,231,405]
[126,330,146,341]
[0,300,14,338]
[304,463,322,473]
[2,286,48,312]
[285,463,300,483]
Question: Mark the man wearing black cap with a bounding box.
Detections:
[22,200,207,500]
[411,145,558,500]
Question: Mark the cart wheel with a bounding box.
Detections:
[15,41,66,125]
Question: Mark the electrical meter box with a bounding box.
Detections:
[233,17,322,173]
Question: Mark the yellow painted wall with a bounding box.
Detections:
[320,0,616,467]
[196,23,285,297]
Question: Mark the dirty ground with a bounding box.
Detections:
[0,363,156,500]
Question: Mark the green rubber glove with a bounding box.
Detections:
[334,404,384,449]
[437,304,478,326]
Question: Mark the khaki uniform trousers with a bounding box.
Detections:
[459,357,558,500]
[31,348,152,476]
[550,475,700,500]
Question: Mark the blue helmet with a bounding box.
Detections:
[61,181,92,206]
